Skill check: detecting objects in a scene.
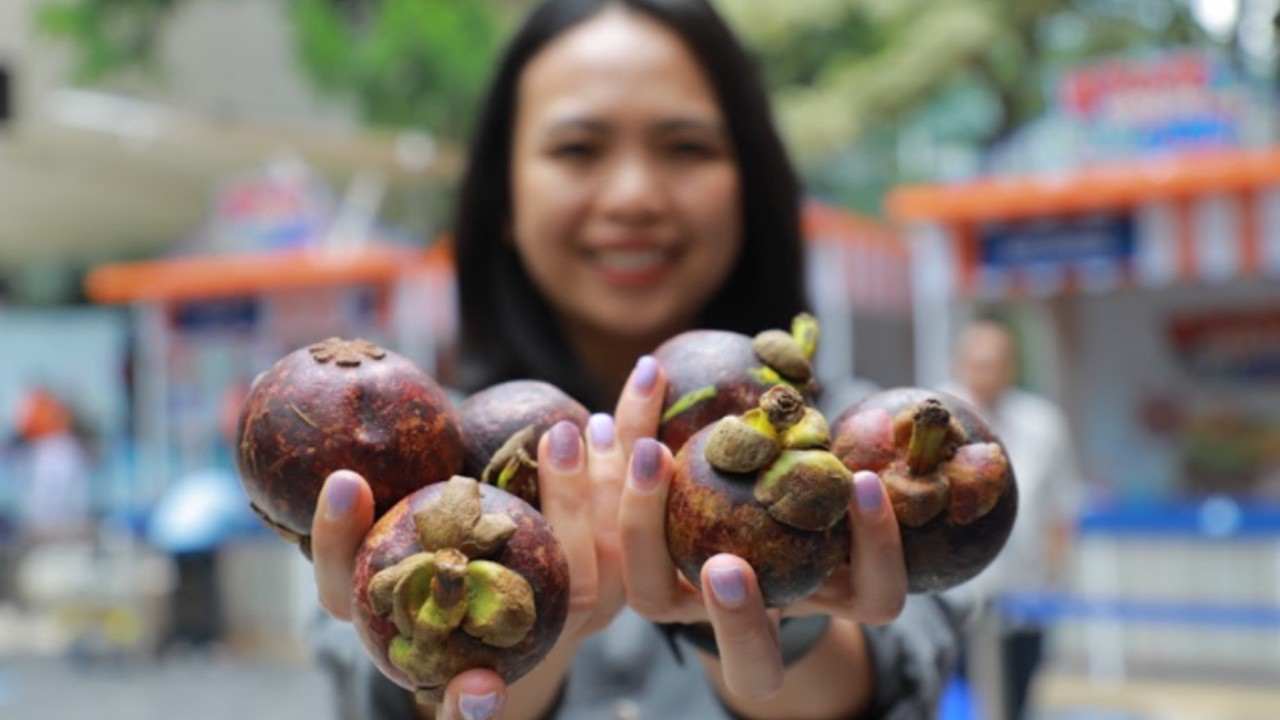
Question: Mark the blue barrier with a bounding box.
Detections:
[999,592,1280,629]
[1077,498,1280,539]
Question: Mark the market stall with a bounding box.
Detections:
[887,145,1280,695]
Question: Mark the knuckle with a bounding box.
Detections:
[568,588,600,618]
[862,593,906,626]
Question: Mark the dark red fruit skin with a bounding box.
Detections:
[666,424,850,607]
[236,342,465,551]
[458,380,589,508]
[831,388,1018,593]
[351,482,569,697]
[656,330,787,454]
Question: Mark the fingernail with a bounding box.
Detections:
[629,438,663,492]
[588,413,615,451]
[323,472,361,521]
[459,691,500,720]
[548,420,581,470]
[630,355,658,395]
[708,563,747,609]
[854,471,883,516]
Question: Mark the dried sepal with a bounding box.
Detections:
[391,554,438,638]
[753,449,853,531]
[415,476,483,552]
[463,560,537,648]
[459,513,518,558]
[369,552,433,618]
[481,425,538,489]
[942,442,1009,525]
[881,464,950,528]
[704,411,780,474]
[752,329,812,383]
[781,408,830,450]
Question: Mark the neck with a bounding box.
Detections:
[559,316,689,404]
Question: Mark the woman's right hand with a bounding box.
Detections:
[307,355,668,718]
[311,470,512,720]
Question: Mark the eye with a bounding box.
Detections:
[665,140,719,160]
[550,142,599,160]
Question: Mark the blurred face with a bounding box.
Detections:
[510,8,742,340]
[955,323,1017,408]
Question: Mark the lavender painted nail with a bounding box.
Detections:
[707,562,747,609]
[459,691,500,720]
[588,413,615,451]
[548,420,581,470]
[854,471,884,515]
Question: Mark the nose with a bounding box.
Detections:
[599,152,664,225]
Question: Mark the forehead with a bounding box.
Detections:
[517,9,722,124]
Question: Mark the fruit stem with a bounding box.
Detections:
[430,549,468,610]
[907,400,951,475]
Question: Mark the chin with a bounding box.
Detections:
[584,306,684,342]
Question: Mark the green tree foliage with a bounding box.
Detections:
[288,0,501,137]
[38,0,503,140]
[717,0,1220,209]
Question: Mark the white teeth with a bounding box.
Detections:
[594,249,666,272]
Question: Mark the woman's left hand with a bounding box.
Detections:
[616,373,908,701]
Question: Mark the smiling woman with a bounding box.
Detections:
[453,0,805,410]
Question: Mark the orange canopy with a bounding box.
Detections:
[887,146,1280,224]
[85,243,454,304]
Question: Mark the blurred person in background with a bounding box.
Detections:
[306,1,967,719]
[149,380,260,652]
[944,317,1084,720]
[10,387,93,545]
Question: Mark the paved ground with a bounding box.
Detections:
[0,652,334,720]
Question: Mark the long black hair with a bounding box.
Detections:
[455,0,806,409]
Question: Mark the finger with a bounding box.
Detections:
[436,668,506,720]
[846,470,907,625]
[312,469,375,620]
[619,438,700,622]
[538,420,599,632]
[701,554,783,701]
[586,413,624,538]
[584,413,626,629]
[613,355,665,461]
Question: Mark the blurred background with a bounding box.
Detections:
[0,1,1277,718]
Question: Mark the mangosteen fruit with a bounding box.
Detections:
[666,385,852,607]
[831,388,1017,593]
[351,476,569,704]
[458,380,589,508]
[236,337,465,559]
[655,313,821,454]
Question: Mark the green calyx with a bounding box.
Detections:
[370,476,537,688]
[662,385,718,424]
[703,386,828,476]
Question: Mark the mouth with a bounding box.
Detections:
[583,244,681,288]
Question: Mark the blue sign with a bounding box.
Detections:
[979,213,1135,269]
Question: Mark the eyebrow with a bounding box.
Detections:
[543,116,726,135]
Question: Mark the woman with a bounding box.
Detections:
[311,2,964,718]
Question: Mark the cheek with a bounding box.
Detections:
[511,160,589,277]
[676,165,741,279]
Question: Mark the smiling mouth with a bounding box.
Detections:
[585,246,679,287]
